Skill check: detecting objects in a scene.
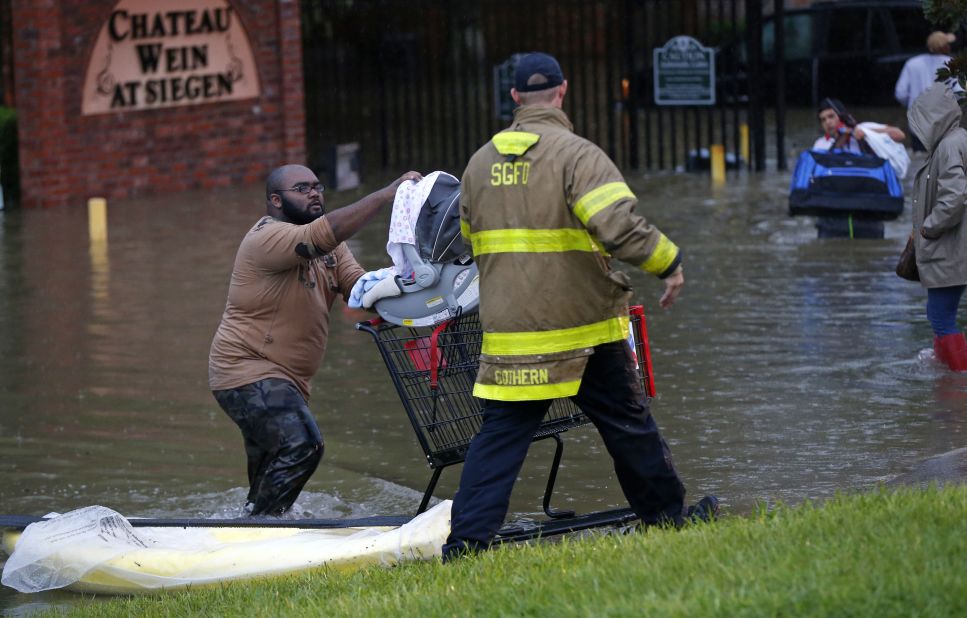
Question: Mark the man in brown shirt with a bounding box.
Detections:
[209,164,421,516]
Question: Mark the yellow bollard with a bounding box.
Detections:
[739,123,750,164]
[710,144,726,184]
[88,197,107,242]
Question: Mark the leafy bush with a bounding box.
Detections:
[925,0,967,105]
[0,105,19,206]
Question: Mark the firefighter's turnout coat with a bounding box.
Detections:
[460,105,681,401]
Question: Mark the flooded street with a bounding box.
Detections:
[1,109,965,612]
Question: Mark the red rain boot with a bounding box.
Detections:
[934,336,948,366]
[936,333,967,372]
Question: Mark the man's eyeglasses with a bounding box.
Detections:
[277,182,324,195]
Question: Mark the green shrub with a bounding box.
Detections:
[0,105,19,206]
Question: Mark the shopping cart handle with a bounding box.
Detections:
[354,317,384,331]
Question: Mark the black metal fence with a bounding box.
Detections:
[300,0,765,182]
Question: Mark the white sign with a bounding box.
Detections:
[653,36,715,106]
[81,0,260,115]
[332,143,361,191]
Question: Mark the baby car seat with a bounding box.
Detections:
[374,172,479,326]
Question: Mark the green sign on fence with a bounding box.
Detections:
[654,36,716,106]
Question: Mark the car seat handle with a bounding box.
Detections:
[402,244,439,289]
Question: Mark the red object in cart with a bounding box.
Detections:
[356,305,656,521]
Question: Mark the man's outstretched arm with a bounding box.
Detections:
[326,171,423,243]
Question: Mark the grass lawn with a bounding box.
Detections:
[50,485,966,617]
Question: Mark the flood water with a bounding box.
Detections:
[2,108,965,613]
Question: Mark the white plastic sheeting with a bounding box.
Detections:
[857,122,910,179]
[1,501,451,595]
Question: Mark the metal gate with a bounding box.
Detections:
[300,0,763,181]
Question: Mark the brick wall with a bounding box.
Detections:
[9,0,306,208]
[1,0,13,107]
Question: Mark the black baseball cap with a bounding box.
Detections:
[514,52,564,92]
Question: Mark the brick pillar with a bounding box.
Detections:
[9,0,308,208]
[11,0,71,208]
[278,0,306,165]
[1,0,15,107]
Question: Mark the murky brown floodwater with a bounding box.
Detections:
[2,107,965,613]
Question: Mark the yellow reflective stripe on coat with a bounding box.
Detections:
[640,233,679,275]
[573,182,636,224]
[460,219,471,240]
[492,131,541,156]
[481,316,630,356]
[470,228,597,255]
[474,380,582,401]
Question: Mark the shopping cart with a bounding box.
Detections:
[356,306,657,537]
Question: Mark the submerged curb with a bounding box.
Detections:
[887,447,967,488]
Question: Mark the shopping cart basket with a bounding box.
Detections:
[356,305,656,528]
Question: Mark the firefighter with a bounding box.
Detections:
[442,52,717,560]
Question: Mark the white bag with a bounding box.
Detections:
[2,501,451,594]
[858,122,910,179]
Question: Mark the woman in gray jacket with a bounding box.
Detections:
[908,83,967,371]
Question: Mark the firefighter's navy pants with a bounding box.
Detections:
[442,340,686,560]
[213,378,324,516]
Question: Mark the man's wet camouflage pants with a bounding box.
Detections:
[213,378,324,516]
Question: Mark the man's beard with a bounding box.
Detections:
[280,194,325,225]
